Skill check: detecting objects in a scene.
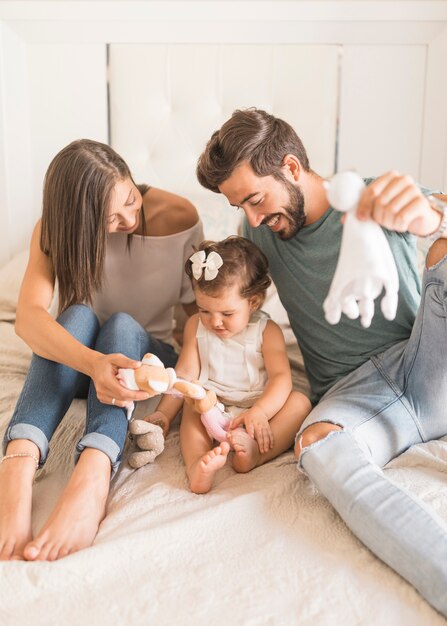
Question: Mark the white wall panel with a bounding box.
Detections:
[0,40,108,264]
[1,3,446,268]
[109,44,339,239]
[421,28,447,191]
[338,45,426,181]
[27,44,108,222]
[0,23,33,266]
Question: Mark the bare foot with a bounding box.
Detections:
[228,428,260,473]
[188,442,230,494]
[24,449,111,561]
[0,458,36,560]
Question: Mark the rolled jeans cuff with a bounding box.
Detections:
[4,423,49,467]
[75,432,121,477]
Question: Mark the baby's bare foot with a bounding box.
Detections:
[228,428,260,473]
[188,442,230,494]
[24,449,111,561]
[0,458,35,560]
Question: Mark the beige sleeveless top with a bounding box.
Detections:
[196,310,269,408]
[91,220,204,344]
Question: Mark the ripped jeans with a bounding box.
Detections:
[3,305,177,475]
[296,253,447,617]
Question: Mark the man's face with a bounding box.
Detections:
[219,162,306,240]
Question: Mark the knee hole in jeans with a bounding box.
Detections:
[294,422,343,460]
[426,239,447,269]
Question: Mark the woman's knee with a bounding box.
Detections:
[294,422,342,458]
[102,312,140,333]
[97,312,148,357]
[57,304,100,343]
[101,313,147,345]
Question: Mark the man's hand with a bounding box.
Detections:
[356,171,441,237]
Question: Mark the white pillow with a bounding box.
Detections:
[262,283,296,346]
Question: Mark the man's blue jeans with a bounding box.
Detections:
[3,305,177,474]
[296,253,447,616]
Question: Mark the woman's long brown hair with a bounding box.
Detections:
[40,139,133,314]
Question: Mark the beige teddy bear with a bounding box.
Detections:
[127,419,165,469]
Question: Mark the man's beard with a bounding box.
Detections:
[264,175,306,240]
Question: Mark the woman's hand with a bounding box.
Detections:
[230,407,274,454]
[143,410,171,438]
[90,353,150,406]
[356,171,441,236]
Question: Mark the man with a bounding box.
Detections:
[197,108,447,617]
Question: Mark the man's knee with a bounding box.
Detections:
[426,238,447,269]
[294,422,342,458]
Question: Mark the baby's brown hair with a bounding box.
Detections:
[185,236,271,306]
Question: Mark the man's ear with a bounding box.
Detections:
[281,154,301,182]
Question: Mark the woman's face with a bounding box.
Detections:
[107,178,143,234]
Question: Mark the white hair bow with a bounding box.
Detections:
[189,250,223,281]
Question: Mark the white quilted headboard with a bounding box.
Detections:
[1,2,446,264]
[108,44,339,240]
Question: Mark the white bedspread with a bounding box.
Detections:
[0,253,446,626]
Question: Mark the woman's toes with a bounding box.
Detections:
[58,546,71,559]
[46,545,60,561]
[24,543,40,561]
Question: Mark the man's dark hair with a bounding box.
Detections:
[197,108,310,192]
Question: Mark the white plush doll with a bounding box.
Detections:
[323,171,399,328]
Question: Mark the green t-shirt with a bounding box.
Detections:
[242,179,428,405]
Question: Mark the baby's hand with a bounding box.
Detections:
[144,410,171,438]
[231,407,274,454]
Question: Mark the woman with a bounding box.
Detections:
[0,139,203,561]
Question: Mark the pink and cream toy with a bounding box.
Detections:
[178,382,231,443]
[117,353,178,401]
[118,353,232,468]
[323,171,399,328]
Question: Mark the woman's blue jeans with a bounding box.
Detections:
[3,305,177,474]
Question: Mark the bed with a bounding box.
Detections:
[0,249,446,626]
